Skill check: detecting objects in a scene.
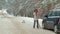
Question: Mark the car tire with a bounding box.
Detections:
[54,25,57,33]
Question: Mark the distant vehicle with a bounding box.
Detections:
[42,9,60,34]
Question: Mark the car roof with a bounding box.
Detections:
[50,9,60,11]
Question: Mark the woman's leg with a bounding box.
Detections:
[33,20,36,28]
[37,20,39,28]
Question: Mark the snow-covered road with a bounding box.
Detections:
[0,16,56,34]
[0,9,56,34]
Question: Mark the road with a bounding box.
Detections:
[0,17,56,34]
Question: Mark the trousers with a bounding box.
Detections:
[33,20,39,28]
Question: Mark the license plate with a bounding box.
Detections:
[46,21,54,23]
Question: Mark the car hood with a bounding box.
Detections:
[48,16,60,18]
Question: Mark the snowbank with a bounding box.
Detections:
[0,9,14,18]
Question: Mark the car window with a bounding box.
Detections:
[48,11,60,16]
[57,11,60,16]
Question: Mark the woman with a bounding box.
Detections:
[33,7,39,28]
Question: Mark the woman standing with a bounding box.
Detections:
[33,7,39,28]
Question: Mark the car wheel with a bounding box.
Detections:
[54,25,57,33]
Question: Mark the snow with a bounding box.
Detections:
[0,9,56,34]
[0,9,43,28]
[0,16,55,34]
[0,9,14,18]
[0,12,55,34]
[16,16,43,28]
[0,9,43,29]
[0,15,43,34]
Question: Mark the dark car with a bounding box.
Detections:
[42,9,60,34]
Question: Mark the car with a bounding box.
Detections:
[42,9,60,34]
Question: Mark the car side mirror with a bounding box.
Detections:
[44,15,48,17]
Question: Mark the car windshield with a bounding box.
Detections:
[48,11,60,16]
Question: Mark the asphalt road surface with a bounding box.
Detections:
[0,17,56,34]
